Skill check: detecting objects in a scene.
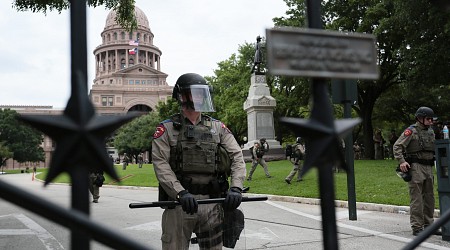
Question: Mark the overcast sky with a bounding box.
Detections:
[0,0,287,108]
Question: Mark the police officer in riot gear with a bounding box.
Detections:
[285,137,305,184]
[393,106,441,236]
[152,73,246,249]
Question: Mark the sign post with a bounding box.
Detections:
[266,1,379,249]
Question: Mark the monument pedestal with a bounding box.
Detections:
[242,74,284,161]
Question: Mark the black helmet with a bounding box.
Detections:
[296,137,301,143]
[415,107,434,118]
[172,73,215,112]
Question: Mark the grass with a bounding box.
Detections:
[27,159,439,208]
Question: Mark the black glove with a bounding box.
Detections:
[223,187,242,211]
[177,190,198,215]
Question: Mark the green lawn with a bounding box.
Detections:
[28,159,439,208]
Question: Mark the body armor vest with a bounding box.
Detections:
[170,115,220,174]
[406,125,435,154]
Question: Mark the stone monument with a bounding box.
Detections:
[243,36,281,152]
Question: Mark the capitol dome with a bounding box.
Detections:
[104,6,150,31]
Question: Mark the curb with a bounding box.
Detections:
[264,194,441,218]
[34,175,441,217]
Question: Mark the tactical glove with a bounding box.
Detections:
[223,187,242,211]
[177,190,198,215]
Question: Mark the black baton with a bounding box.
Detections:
[129,196,268,209]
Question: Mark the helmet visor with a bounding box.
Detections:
[179,84,215,112]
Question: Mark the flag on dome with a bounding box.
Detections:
[128,48,137,55]
[129,40,139,46]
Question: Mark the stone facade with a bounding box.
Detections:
[90,6,172,115]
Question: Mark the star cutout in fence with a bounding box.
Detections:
[280,117,360,177]
[18,72,140,185]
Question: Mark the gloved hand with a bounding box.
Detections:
[223,187,242,211]
[177,190,198,215]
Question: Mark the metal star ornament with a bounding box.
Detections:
[280,81,360,177]
[280,117,360,176]
[17,71,140,185]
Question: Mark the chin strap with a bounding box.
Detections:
[416,118,430,128]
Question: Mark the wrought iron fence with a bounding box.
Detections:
[0,1,445,249]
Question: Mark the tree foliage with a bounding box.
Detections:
[0,109,44,164]
[0,142,13,167]
[12,0,137,30]
[113,112,159,161]
[272,0,450,158]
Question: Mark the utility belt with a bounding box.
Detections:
[406,157,435,166]
[180,176,229,197]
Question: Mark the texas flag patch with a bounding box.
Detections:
[404,128,412,136]
[153,124,166,139]
[222,123,232,134]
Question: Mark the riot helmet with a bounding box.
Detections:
[296,137,302,144]
[415,107,434,119]
[172,73,215,112]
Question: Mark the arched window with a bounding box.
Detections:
[121,32,125,40]
[113,32,117,40]
[107,34,111,42]
[129,32,133,40]
[121,58,126,69]
[137,33,140,41]
[129,58,134,66]
[143,34,147,43]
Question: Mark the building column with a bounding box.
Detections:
[157,55,160,71]
[105,50,109,72]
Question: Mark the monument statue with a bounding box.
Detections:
[251,36,263,74]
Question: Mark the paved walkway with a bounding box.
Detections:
[1,173,450,250]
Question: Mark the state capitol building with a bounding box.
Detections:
[1,6,172,169]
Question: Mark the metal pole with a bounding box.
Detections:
[69,0,89,248]
[344,100,357,220]
[305,1,339,249]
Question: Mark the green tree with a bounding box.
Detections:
[0,109,45,163]
[208,44,255,145]
[273,0,450,158]
[12,0,137,30]
[0,142,13,169]
[113,112,159,162]
[155,98,179,121]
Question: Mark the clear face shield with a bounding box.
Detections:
[179,84,215,112]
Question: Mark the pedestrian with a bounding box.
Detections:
[89,168,104,203]
[138,153,143,168]
[393,106,441,236]
[285,137,305,184]
[247,140,272,180]
[353,141,361,160]
[373,129,384,159]
[151,73,246,249]
[122,153,129,170]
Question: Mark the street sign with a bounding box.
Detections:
[266,27,379,80]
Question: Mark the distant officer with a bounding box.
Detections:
[393,106,440,236]
[122,153,129,170]
[285,137,305,184]
[89,168,104,203]
[138,154,143,168]
[152,73,246,249]
[247,139,272,181]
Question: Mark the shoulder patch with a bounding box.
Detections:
[153,124,166,139]
[404,128,412,136]
[221,123,232,134]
